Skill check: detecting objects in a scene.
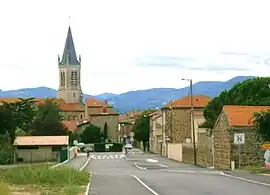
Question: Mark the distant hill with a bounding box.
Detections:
[0,76,255,114]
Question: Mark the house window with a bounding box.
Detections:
[80,114,83,119]
[60,72,65,87]
[70,71,78,88]
[74,71,78,87]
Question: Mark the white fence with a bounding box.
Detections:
[68,146,77,160]
[167,143,183,162]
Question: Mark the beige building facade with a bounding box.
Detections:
[149,111,163,154]
[14,136,69,162]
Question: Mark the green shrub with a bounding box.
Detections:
[0,134,15,165]
[110,143,123,152]
[94,143,106,152]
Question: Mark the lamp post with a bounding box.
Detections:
[182,78,197,165]
[170,100,173,142]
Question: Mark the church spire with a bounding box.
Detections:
[59,26,80,66]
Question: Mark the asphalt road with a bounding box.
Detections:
[68,151,270,195]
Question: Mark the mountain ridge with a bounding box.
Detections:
[0,76,255,114]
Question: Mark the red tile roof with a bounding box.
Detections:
[163,95,211,108]
[85,98,112,108]
[223,105,270,127]
[62,120,79,132]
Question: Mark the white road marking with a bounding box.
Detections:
[220,172,270,187]
[131,175,159,195]
[50,159,69,168]
[134,163,146,171]
[158,164,168,168]
[165,169,221,175]
[79,157,91,171]
[146,159,158,163]
[89,154,125,160]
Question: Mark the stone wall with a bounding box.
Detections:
[213,111,231,170]
[213,111,263,170]
[150,135,162,154]
[197,130,213,167]
[164,108,205,144]
[230,128,263,168]
[182,136,213,167]
[61,111,84,121]
[164,108,191,143]
[182,143,195,164]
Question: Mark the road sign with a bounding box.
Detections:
[234,133,245,145]
[130,132,135,137]
[73,140,78,145]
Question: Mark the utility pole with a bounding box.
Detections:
[182,78,197,165]
[190,79,197,165]
[170,100,173,142]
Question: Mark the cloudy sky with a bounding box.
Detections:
[0,0,270,95]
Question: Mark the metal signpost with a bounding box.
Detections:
[234,133,245,168]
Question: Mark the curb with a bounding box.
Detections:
[85,174,92,195]
[220,172,270,187]
[259,173,270,176]
[80,157,91,195]
[50,159,69,169]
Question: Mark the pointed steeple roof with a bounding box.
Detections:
[59,26,80,65]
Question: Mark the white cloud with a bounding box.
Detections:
[0,0,270,95]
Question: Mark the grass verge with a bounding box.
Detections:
[240,165,270,174]
[0,164,90,195]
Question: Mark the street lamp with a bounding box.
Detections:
[182,78,197,165]
[169,100,173,142]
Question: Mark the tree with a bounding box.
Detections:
[81,124,102,143]
[253,110,270,142]
[103,122,108,140]
[67,131,81,146]
[0,132,14,164]
[132,109,155,151]
[202,77,270,128]
[0,98,36,142]
[15,128,31,136]
[31,98,68,136]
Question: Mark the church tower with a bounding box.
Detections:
[58,26,83,103]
